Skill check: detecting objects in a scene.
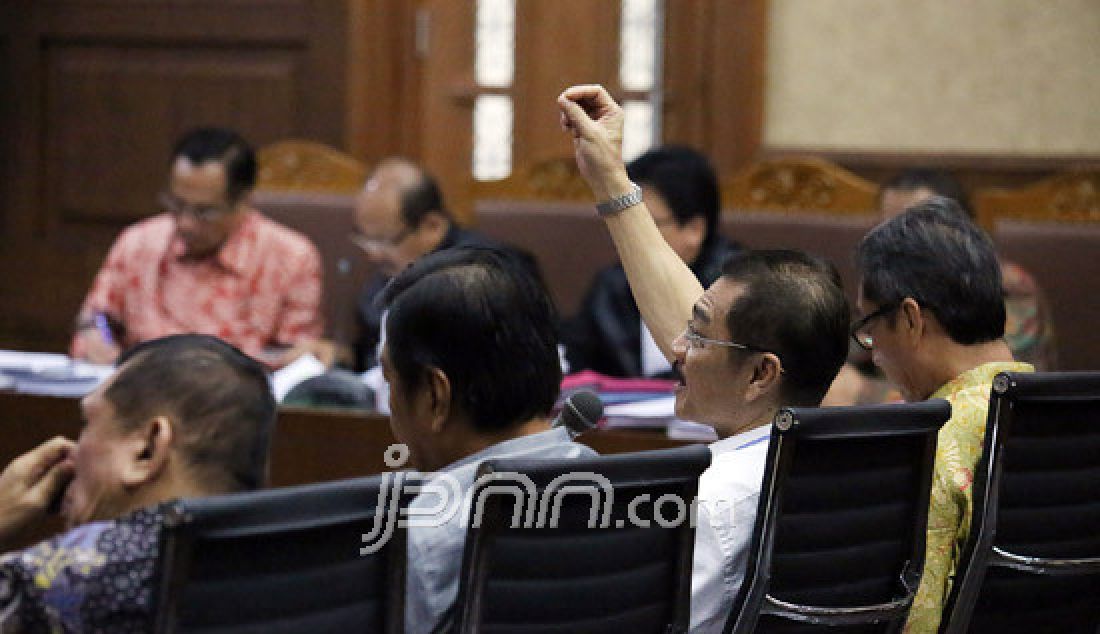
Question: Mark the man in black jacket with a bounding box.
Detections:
[351,158,501,371]
[564,145,740,378]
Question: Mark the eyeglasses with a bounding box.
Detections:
[349,225,413,254]
[850,302,900,351]
[159,191,233,222]
[681,322,773,354]
[682,322,785,372]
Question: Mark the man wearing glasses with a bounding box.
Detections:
[557,85,851,633]
[855,199,1032,633]
[71,128,322,368]
[350,157,504,371]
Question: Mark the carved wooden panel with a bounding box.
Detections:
[722,156,878,213]
[44,43,300,226]
[472,157,592,202]
[975,171,1100,227]
[257,140,369,193]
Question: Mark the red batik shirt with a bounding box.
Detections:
[71,210,322,361]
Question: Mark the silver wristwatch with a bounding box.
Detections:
[595,183,643,217]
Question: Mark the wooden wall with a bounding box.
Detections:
[1,0,1096,352]
[0,0,401,352]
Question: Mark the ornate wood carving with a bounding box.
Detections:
[473,157,592,201]
[976,171,1100,226]
[257,140,368,193]
[723,156,878,213]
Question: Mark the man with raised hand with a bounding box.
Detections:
[557,85,850,632]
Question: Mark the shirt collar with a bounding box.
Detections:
[168,209,257,274]
[710,422,771,456]
[441,427,571,473]
[931,361,1034,400]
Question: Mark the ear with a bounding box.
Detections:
[419,210,448,234]
[745,353,784,404]
[119,416,173,489]
[425,367,453,434]
[898,297,925,346]
[232,188,253,214]
[683,216,706,246]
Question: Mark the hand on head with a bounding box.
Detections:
[0,437,76,550]
[556,85,633,200]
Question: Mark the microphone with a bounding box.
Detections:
[553,390,604,438]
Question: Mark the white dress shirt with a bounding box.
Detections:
[690,424,772,633]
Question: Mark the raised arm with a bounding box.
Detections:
[557,84,702,361]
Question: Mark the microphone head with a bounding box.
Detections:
[559,390,603,435]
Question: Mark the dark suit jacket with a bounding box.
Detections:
[353,225,524,371]
[562,236,740,378]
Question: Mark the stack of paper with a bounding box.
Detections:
[0,351,114,398]
[601,393,718,442]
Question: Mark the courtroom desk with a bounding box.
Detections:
[1,392,695,547]
[273,407,695,486]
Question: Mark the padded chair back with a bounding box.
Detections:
[252,191,375,346]
[153,475,405,634]
[475,199,618,316]
[725,400,951,634]
[720,210,875,307]
[454,444,712,634]
[942,371,1100,634]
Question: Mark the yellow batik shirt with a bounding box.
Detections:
[904,361,1034,633]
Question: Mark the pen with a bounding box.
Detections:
[94,312,115,346]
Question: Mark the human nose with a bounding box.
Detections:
[174,211,198,232]
[671,328,689,357]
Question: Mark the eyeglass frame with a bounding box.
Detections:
[681,321,785,370]
[158,191,237,223]
[348,223,415,254]
[849,301,902,351]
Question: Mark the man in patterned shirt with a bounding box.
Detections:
[70,128,323,368]
[0,334,276,632]
[878,169,1056,370]
[854,199,1033,632]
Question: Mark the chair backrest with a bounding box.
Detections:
[942,371,1100,634]
[256,140,369,193]
[725,400,951,634]
[720,210,875,307]
[453,444,712,634]
[153,474,406,634]
[252,191,375,345]
[474,199,617,316]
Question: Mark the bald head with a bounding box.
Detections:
[353,157,451,275]
[365,157,422,196]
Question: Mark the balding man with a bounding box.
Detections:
[0,334,275,630]
[351,158,501,370]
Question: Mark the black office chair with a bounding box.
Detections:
[152,474,407,633]
[452,444,712,634]
[941,371,1100,634]
[724,400,951,634]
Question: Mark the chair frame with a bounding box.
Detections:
[151,475,407,634]
[725,400,951,633]
[941,371,1100,633]
[453,444,712,634]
